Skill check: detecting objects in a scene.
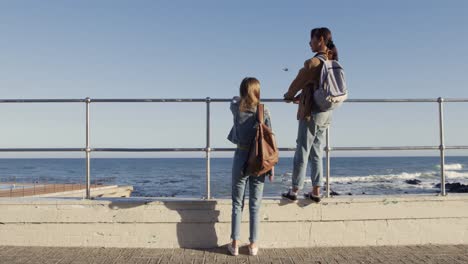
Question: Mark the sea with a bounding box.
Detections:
[0,156,467,198]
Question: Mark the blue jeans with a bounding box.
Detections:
[231,149,265,243]
[292,111,332,190]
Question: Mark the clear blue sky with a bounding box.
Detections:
[1,0,467,158]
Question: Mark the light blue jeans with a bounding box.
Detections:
[231,149,265,243]
[292,111,332,189]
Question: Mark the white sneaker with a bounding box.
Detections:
[248,246,259,256]
[227,243,239,256]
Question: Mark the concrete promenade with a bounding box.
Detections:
[0,245,467,263]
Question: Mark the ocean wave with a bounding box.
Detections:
[280,169,468,184]
[330,172,435,183]
[437,163,463,170]
[445,171,468,179]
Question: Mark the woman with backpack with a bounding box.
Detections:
[227,77,275,256]
[282,27,339,203]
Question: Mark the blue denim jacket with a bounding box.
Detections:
[227,96,272,147]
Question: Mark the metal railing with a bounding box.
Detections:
[0,97,467,199]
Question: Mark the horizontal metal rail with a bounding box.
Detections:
[1,146,467,152]
[91,99,208,103]
[446,146,468,150]
[93,148,206,152]
[0,99,86,103]
[329,146,440,151]
[0,148,85,152]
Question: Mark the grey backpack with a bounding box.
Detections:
[313,55,348,111]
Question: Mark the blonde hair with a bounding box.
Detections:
[239,77,260,112]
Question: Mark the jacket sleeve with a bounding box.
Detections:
[283,58,321,100]
[230,96,240,114]
[227,96,240,144]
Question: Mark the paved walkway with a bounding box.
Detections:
[0,245,467,264]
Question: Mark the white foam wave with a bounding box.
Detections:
[280,172,434,183]
[445,171,468,179]
[330,172,436,183]
[437,163,463,171]
[280,169,468,184]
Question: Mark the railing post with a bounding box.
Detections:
[205,97,211,199]
[438,97,446,196]
[85,97,91,199]
[325,128,331,198]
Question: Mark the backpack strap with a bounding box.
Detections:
[257,104,264,124]
[315,54,327,63]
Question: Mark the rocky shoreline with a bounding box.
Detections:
[328,180,468,196]
[434,182,468,193]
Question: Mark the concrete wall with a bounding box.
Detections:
[0,195,467,248]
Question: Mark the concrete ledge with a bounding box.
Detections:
[30,185,134,198]
[0,195,467,248]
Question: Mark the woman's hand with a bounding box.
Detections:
[283,92,294,103]
[269,167,275,182]
[285,94,301,104]
[293,94,301,104]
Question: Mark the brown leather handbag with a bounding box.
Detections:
[243,104,279,176]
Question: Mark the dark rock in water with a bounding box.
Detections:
[362,192,366,195]
[434,182,468,193]
[330,190,340,196]
[347,182,352,185]
[405,179,421,185]
[347,192,352,196]
[448,183,468,193]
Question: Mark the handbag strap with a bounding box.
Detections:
[257,104,264,124]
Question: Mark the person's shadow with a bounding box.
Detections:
[163,200,220,249]
[105,198,220,249]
